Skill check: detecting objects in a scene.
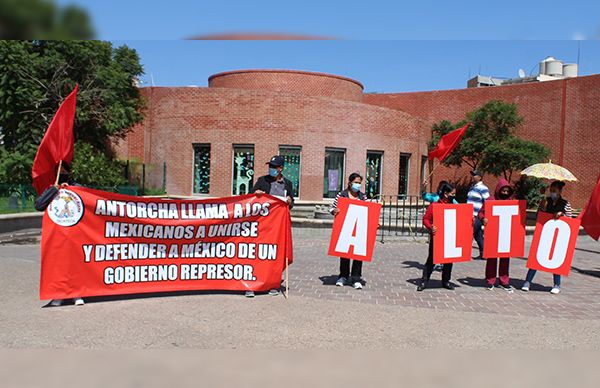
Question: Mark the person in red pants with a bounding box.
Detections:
[478,178,515,292]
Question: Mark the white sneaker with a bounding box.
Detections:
[335,277,347,287]
[550,286,561,295]
[353,282,363,290]
[244,291,255,298]
[50,299,63,307]
[73,298,85,306]
[268,289,280,296]
[521,282,530,292]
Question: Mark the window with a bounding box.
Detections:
[279,146,301,198]
[323,148,345,198]
[365,151,383,199]
[399,153,411,197]
[420,156,429,188]
[193,144,211,194]
[232,145,255,195]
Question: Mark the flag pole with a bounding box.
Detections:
[54,160,63,186]
[284,257,289,299]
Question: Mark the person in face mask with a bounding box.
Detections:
[329,173,367,290]
[478,178,515,292]
[247,155,295,298]
[521,180,573,295]
[34,162,85,307]
[418,182,457,291]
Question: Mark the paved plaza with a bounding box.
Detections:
[1,228,600,349]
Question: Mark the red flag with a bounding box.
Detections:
[579,173,600,241]
[31,85,78,194]
[428,123,469,162]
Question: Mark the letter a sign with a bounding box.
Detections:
[328,197,382,262]
[433,204,474,264]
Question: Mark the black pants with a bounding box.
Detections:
[421,236,453,285]
[339,258,362,280]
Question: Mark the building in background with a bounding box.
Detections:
[114,66,600,208]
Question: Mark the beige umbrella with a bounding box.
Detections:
[520,160,577,182]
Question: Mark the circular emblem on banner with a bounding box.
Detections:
[47,188,84,227]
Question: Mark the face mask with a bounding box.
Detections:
[350,183,361,192]
[498,192,511,200]
[550,192,559,201]
[268,168,279,177]
[447,195,456,202]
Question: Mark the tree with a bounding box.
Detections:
[0,40,145,184]
[429,100,550,180]
[0,0,95,39]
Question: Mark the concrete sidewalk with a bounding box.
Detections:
[1,231,599,349]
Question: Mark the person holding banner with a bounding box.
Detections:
[418,182,457,291]
[34,163,85,307]
[247,155,295,298]
[478,178,515,292]
[521,181,573,295]
[330,172,367,290]
[467,171,490,260]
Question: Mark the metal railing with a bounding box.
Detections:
[372,194,430,242]
[0,184,140,215]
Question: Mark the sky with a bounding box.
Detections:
[113,40,599,92]
[56,0,600,40]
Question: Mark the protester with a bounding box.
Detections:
[421,179,458,204]
[521,180,573,295]
[330,172,367,290]
[467,170,490,259]
[247,155,295,298]
[418,182,457,291]
[478,178,515,292]
[34,162,85,307]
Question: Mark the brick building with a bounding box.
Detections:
[113,69,600,208]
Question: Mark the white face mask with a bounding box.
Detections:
[550,192,559,201]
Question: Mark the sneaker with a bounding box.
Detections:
[416,282,426,292]
[335,277,347,287]
[353,281,363,290]
[500,284,514,293]
[73,298,85,306]
[244,291,255,298]
[50,299,63,307]
[521,281,530,292]
[442,282,455,290]
[550,286,561,295]
[485,284,494,291]
[268,289,280,296]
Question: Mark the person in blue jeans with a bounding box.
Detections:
[521,181,573,295]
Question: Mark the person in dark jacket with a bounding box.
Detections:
[329,172,368,290]
[418,182,457,291]
[521,180,573,295]
[478,178,515,292]
[245,155,295,298]
[34,162,85,307]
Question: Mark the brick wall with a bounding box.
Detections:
[116,86,429,201]
[364,74,600,208]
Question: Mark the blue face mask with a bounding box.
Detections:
[269,168,279,177]
[351,183,361,192]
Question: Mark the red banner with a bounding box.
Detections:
[526,212,580,276]
[482,200,526,258]
[39,187,293,300]
[433,204,474,264]
[328,197,381,262]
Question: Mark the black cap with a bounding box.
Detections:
[266,155,285,167]
[470,170,483,177]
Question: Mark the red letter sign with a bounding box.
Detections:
[433,204,474,264]
[483,200,526,258]
[527,212,580,276]
[328,197,382,262]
